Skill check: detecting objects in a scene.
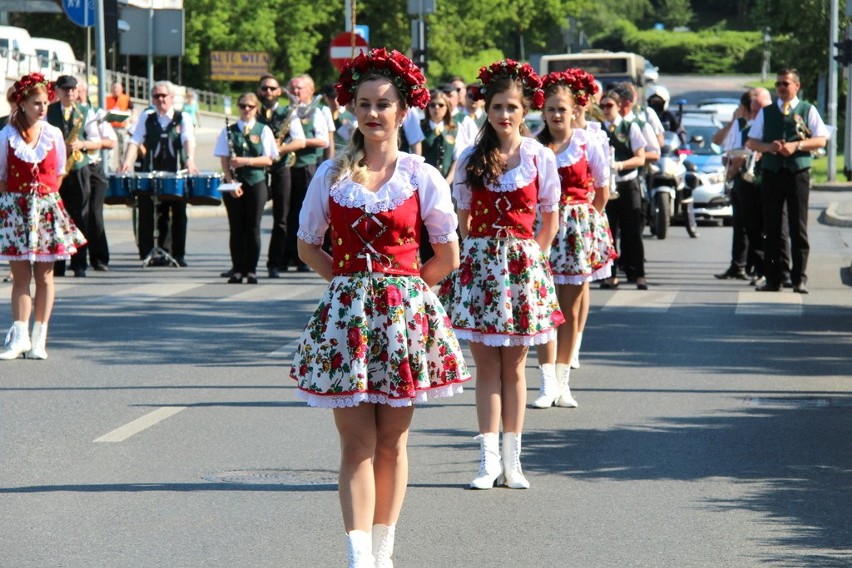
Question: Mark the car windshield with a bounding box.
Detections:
[685,124,722,156]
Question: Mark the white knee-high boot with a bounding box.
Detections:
[27,321,48,360]
[0,321,31,360]
[372,524,395,568]
[555,363,578,408]
[470,433,502,489]
[501,432,530,489]
[532,363,559,408]
[346,530,375,568]
[570,332,583,368]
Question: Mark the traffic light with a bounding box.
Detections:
[413,48,427,73]
[833,39,852,66]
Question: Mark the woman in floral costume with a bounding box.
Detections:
[532,69,617,410]
[0,73,86,361]
[440,60,564,490]
[289,48,470,568]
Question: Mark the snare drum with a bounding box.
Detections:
[188,172,224,206]
[156,172,187,201]
[133,172,156,196]
[106,173,135,206]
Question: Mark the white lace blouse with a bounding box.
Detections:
[297,153,459,246]
[0,122,67,181]
[452,136,560,212]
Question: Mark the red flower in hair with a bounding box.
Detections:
[469,58,545,110]
[12,72,55,104]
[542,69,599,107]
[336,48,430,109]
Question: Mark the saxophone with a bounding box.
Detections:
[64,116,85,174]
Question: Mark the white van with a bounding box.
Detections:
[32,37,85,80]
[0,25,38,79]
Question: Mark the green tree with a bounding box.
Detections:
[655,0,694,28]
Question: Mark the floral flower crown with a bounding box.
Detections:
[11,72,55,105]
[468,59,545,110]
[336,48,430,109]
[541,69,599,107]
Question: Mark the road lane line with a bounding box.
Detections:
[601,290,676,311]
[94,406,187,443]
[735,291,803,316]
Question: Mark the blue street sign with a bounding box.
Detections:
[63,0,94,28]
[354,25,369,43]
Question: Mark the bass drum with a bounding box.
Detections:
[188,172,223,206]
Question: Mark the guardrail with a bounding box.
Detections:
[111,71,227,112]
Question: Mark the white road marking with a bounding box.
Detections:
[601,290,677,312]
[267,338,300,359]
[85,281,204,304]
[735,291,803,316]
[94,406,187,443]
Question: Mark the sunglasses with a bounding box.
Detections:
[775,81,793,87]
[599,102,616,109]
[260,85,279,91]
[429,103,446,108]
[152,93,169,99]
[238,104,256,110]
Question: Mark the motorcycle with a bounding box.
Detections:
[644,131,696,239]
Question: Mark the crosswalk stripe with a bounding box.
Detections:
[83,281,205,305]
[94,406,187,443]
[601,290,677,312]
[735,291,803,316]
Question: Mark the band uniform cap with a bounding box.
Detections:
[55,75,78,90]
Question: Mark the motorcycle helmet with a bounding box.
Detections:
[646,84,671,111]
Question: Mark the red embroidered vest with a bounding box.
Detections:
[329,192,422,276]
[467,177,538,239]
[557,148,593,206]
[5,142,60,195]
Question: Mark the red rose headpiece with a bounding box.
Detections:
[12,73,55,105]
[336,48,430,110]
[468,59,545,110]
[541,69,599,107]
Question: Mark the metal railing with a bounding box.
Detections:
[111,71,227,112]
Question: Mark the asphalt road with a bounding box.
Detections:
[1,184,850,567]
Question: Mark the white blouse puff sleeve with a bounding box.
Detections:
[297,153,459,247]
[0,122,66,181]
[451,137,560,213]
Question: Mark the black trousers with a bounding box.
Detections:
[605,177,645,279]
[287,164,317,268]
[266,163,292,270]
[55,166,90,274]
[87,163,110,267]
[761,168,809,286]
[137,195,188,260]
[224,180,267,275]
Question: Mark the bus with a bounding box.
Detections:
[538,51,646,89]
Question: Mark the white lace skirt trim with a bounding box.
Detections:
[553,261,613,285]
[454,327,558,347]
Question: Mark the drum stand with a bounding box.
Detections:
[141,186,179,268]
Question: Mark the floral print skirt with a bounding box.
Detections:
[290,273,471,408]
[0,192,86,262]
[439,236,565,347]
[550,202,618,285]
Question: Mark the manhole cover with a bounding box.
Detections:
[203,469,337,486]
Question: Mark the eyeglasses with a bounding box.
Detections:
[152,93,169,99]
[775,81,792,87]
[238,104,256,110]
[260,85,279,91]
[599,103,616,109]
[428,103,446,108]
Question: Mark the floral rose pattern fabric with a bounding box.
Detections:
[0,192,85,262]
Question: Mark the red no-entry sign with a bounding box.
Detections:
[329,32,369,72]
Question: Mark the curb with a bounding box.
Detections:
[824,202,852,227]
[813,181,852,192]
[103,203,230,221]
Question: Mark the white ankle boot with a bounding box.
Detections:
[346,530,375,568]
[470,433,502,489]
[532,363,559,408]
[27,321,48,360]
[501,432,529,489]
[555,363,578,408]
[372,523,395,568]
[570,332,583,368]
[0,321,31,360]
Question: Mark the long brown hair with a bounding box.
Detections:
[537,83,575,147]
[11,84,49,144]
[465,76,531,188]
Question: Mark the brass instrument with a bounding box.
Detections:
[225,116,237,180]
[64,116,85,174]
[276,89,300,167]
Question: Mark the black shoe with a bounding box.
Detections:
[175,257,188,268]
[715,268,748,280]
[782,279,793,289]
[635,276,648,290]
[227,275,243,284]
[756,282,781,292]
[793,282,809,294]
[246,274,258,284]
[221,268,236,278]
[296,264,311,273]
[268,267,281,279]
[73,268,87,277]
[599,278,619,289]
[91,263,109,272]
